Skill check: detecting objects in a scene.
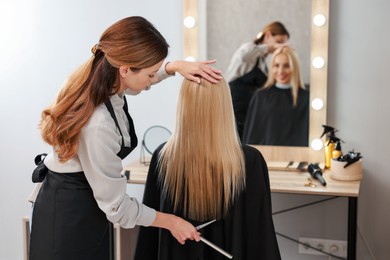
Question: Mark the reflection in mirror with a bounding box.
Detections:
[206,0,312,84]
[242,46,310,147]
[183,0,329,162]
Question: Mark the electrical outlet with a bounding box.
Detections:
[298,237,347,257]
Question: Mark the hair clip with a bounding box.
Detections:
[91,43,99,55]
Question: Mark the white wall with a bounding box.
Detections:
[0,0,183,259]
[327,0,390,258]
[1,0,390,259]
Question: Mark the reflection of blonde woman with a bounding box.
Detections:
[135,78,281,260]
[226,21,290,140]
[243,46,309,146]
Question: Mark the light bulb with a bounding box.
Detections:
[183,16,196,28]
[311,138,324,151]
[311,98,324,110]
[185,56,196,62]
[312,57,325,69]
[313,14,326,27]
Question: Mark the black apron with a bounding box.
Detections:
[229,58,267,140]
[29,96,137,260]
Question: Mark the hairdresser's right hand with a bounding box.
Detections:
[268,42,290,53]
[166,60,222,84]
[152,212,200,244]
[169,215,201,244]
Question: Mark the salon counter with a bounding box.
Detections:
[122,160,360,260]
[123,160,360,197]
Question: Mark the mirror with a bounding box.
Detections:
[140,125,172,165]
[183,0,329,162]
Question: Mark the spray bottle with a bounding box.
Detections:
[320,125,337,169]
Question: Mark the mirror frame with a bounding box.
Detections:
[183,0,329,163]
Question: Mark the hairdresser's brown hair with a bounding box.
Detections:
[40,16,169,162]
[263,46,305,106]
[158,78,246,221]
[254,21,290,45]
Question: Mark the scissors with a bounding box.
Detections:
[195,219,233,259]
[195,219,216,230]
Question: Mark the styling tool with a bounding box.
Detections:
[195,219,216,230]
[195,219,233,259]
[308,163,327,186]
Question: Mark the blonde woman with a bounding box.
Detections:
[135,78,281,260]
[226,21,290,140]
[28,16,222,260]
[243,46,309,146]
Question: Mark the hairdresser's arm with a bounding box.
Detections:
[225,42,269,82]
[151,212,200,245]
[238,42,269,62]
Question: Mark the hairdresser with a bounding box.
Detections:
[225,21,289,140]
[28,16,221,260]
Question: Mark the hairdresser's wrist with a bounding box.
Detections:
[267,44,275,53]
[164,61,177,76]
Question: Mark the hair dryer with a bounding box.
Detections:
[307,163,326,186]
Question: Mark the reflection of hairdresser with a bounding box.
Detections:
[135,78,281,260]
[243,46,309,146]
[226,21,290,140]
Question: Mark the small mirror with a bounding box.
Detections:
[140,125,172,165]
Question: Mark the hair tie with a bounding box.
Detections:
[91,43,99,55]
[256,32,263,39]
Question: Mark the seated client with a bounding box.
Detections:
[243,46,309,146]
[134,77,281,260]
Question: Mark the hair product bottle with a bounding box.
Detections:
[321,125,337,169]
[332,139,343,160]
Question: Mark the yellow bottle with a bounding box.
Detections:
[324,140,335,169]
[332,140,343,159]
[320,125,338,169]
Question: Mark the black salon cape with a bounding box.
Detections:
[134,144,281,260]
[243,86,309,146]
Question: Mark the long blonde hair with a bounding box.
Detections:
[158,78,246,221]
[263,46,305,106]
[40,16,169,162]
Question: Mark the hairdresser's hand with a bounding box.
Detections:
[166,60,222,84]
[268,42,290,53]
[152,212,201,245]
[169,215,201,245]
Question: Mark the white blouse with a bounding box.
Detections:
[28,62,173,228]
[225,42,269,83]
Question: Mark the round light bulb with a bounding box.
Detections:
[311,138,324,151]
[311,98,324,110]
[183,16,196,28]
[312,57,325,69]
[185,56,196,62]
[313,14,326,27]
